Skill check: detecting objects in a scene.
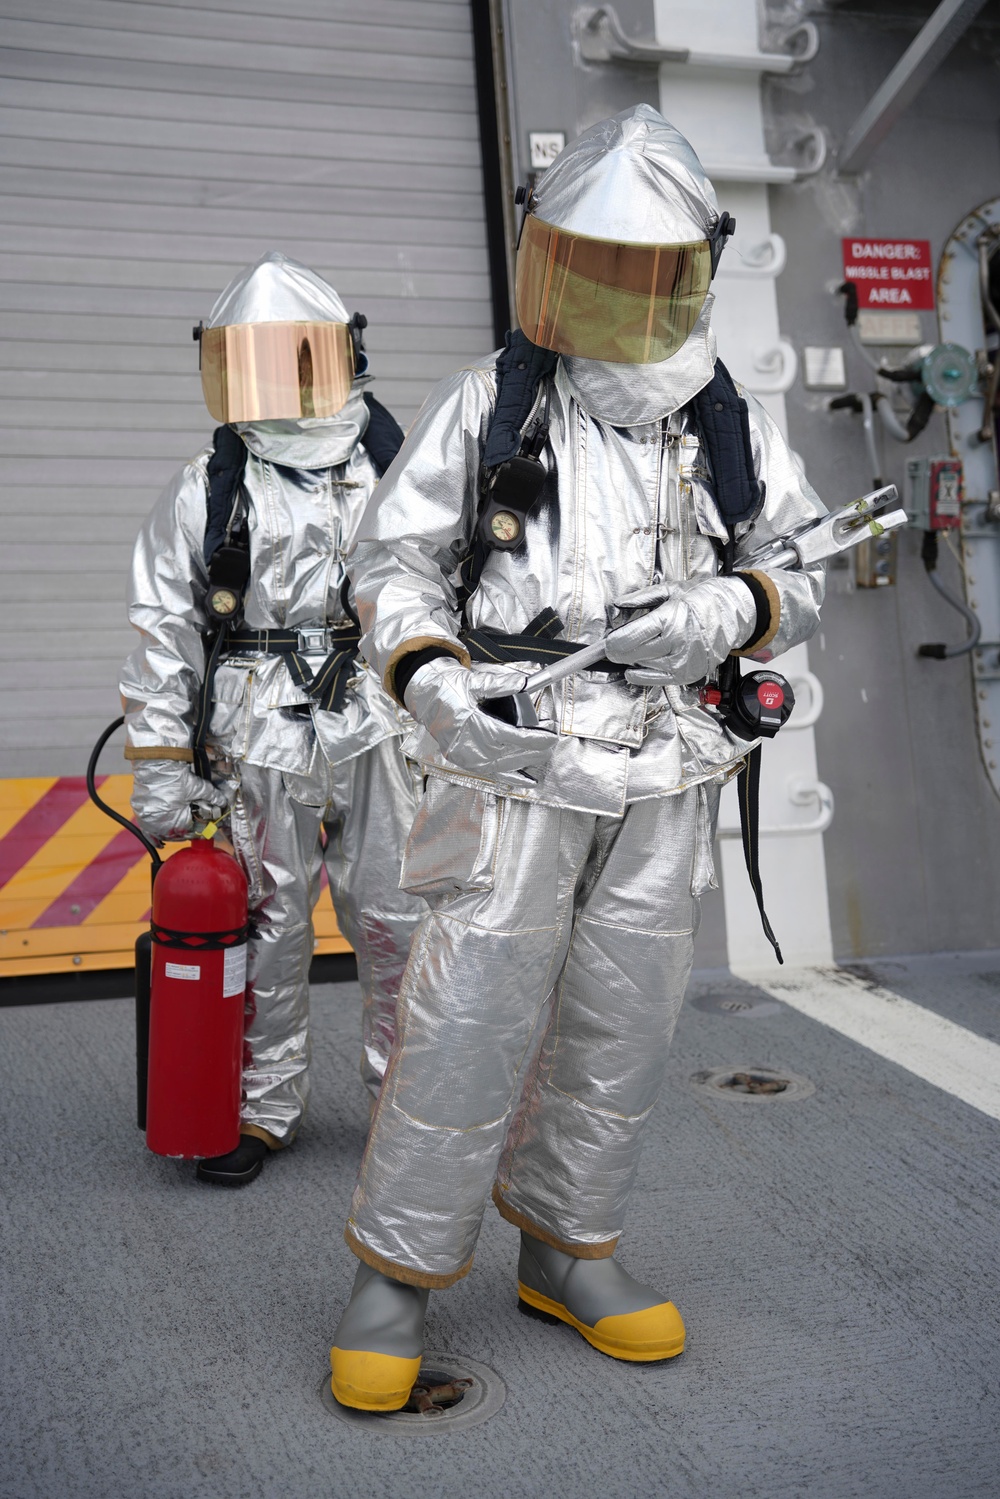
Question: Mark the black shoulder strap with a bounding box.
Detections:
[361,392,405,477]
[203,425,248,565]
[194,426,249,780]
[693,364,781,964]
[689,358,763,535]
[457,331,558,609]
[484,329,558,469]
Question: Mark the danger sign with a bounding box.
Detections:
[841,238,934,310]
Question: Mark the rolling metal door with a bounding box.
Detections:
[0,0,494,777]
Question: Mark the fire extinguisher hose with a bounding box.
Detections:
[86,715,163,867]
[88,717,163,1130]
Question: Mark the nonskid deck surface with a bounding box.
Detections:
[2,961,999,1499]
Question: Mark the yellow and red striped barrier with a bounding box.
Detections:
[0,775,350,980]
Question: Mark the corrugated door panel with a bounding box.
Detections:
[0,0,494,777]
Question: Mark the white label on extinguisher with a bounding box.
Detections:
[223,944,247,998]
[164,962,201,981]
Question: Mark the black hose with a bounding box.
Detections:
[86,716,162,868]
[917,532,982,660]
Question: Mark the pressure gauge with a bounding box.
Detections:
[209,587,239,618]
[490,511,521,544]
[920,343,978,407]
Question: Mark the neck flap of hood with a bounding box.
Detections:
[234,384,370,468]
[561,294,717,425]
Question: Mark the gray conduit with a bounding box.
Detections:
[918,533,982,659]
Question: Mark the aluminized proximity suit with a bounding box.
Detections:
[121,252,426,1148]
[344,108,827,1285]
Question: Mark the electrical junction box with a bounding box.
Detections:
[803,347,847,390]
[906,457,963,530]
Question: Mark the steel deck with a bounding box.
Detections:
[2,958,998,1498]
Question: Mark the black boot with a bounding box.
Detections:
[196,1133,268,1187]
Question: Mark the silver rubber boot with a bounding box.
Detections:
[517,1231,685,1362]
[330,1262,429,1411]
[518,1232,662,1322]
[334,1262,429,1357]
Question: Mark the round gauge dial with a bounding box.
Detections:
[210,587,239,616]
[490,510,521,543]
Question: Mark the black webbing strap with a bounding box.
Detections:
[361,392,406,476]
[689,358,763,531]
[224,622,363,715]
[194,623,363,773]
[483,332,559,469]
[192,625,228,781]
[203,426,248,564]
[709,364,781,966]
[735,740,783,965]
[457,332,558,613]
[285,644,359,714]
[461,608,616,672]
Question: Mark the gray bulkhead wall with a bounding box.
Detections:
[0,0,495,777]
[766,4,1000,959]
[498,0,1000,961]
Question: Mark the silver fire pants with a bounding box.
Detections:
[345,777,719,1286]
[228,737,426,1147]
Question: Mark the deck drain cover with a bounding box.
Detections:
[691,993,783,1019]
[320,1351,505,1435]
[690,1066,814,1102]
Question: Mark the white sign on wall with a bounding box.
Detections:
[529,132,565,169]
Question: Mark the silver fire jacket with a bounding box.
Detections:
[121,436,403,775]
[349,353,827,819]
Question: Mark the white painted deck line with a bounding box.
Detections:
[734,965,1000,1123]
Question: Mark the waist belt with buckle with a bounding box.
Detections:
[222,621,362,713]
[193,613,362,778]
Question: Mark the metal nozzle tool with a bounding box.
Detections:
[482,484,907,730]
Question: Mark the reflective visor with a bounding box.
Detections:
[200,321,355,422]
[515,214,712,364]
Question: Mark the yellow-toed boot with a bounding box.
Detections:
[329,1262,427,1411]
[516,1231,685,1363]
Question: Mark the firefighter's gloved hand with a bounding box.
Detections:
[130,759,227,844]
[403,658,555,781]
[605,578,758,687]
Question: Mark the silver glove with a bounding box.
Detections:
[130,759,227,844]
[403,657,556,780]
[604,578,758,687]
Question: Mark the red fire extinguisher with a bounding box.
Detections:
[88,718,248,1159]
[146,835,248,1158]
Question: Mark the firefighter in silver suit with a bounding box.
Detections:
[329,107,827,1409]
[120,251,426,1187]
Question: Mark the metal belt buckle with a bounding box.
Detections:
[297,626,329,654]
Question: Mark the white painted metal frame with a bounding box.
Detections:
[652,0,834,968]
[575,2,826,182]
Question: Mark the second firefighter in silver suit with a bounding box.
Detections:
[121,252,426,1184]
[329,106,827,1409]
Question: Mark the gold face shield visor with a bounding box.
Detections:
[199,320,356,423]
[515,214,712,365]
